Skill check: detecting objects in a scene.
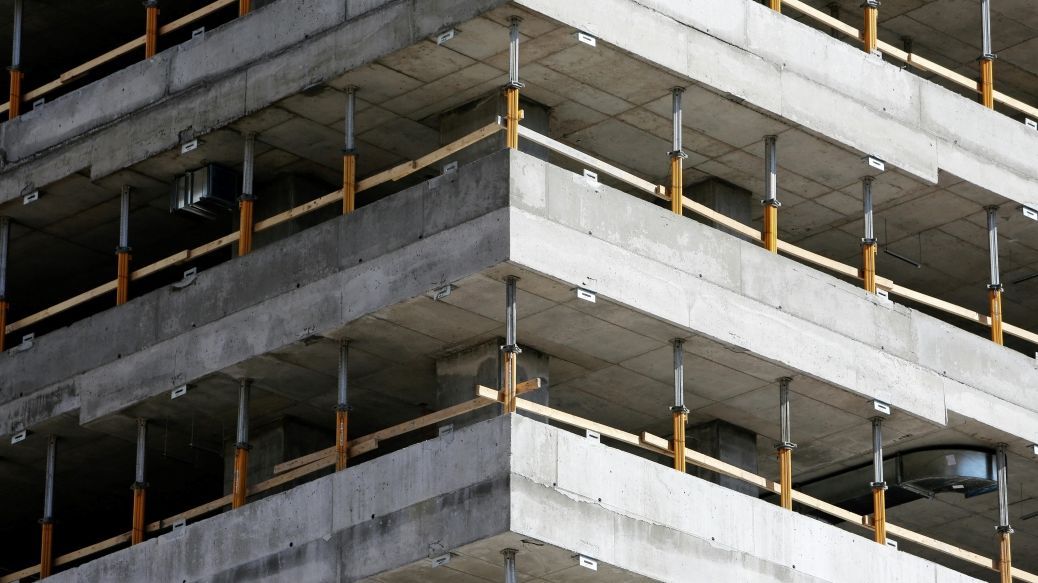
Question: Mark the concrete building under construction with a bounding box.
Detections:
[1,0,1038,581]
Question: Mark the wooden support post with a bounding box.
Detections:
[862,1,879,54]
[671,339,687,472]
[239,0,251,17]
[980,58,995,109]
[770,0,781,13]
[131,418,147,545]
[144,1,159,58]
[40,435,56,578]
[505,17,522,150]
[342,87,357,215]
[669,88,685,216]
[761,136,779,253]
[238,133,256,256]
[986,206,1003,345]
[8,67,21,119]
[776,377,794,510]
[979,0,994,109]
[861,176,877,293]
[232,379,251,509]
[39,521,54,579]
[872,486,887,544]
[335,339,349,472]
[999,530,1013,583]
[502,276,520,415]
[0,299,7,352]
[116,251,131,305]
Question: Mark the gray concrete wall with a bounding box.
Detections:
[40,414,983,582]
[515,0,1038,210]
[510,415,982,583]
[43,413,513,583]
[0,0,510,204]
[0,149,514,434]
[506,150,1038,444]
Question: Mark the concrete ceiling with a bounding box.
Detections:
[797,0,1038,115]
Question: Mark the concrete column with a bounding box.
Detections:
[439,92,549,169]
[685,178,754,240]
[687,419,760,496]
[435,338,549,429]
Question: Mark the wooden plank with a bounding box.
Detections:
[516,377,543,395]
[357,122,503,193]
[777,240,860,279]
[273,396,496,475]
[6,280,117,334]
[55,36,146,86]
[272,438,377,475]
[681,195,762,240]
[251,455,337,495]
[23,78,66,102]
[884,523,996,572]
[54,532,132,567]
[791,491,862,524]
[255,191,341,231]
[1013,566,1038,583]
[146,495,233,532]
[131,250,191,280]
[518,126,660,196]
[0,564,38,583]
[993,90,1038,120]
[888,284,987,324]
[1003,322,1038,345]
[159,0,237,35]
[640,432,780,494]
[504,391,641,447]
[782,0,859,38]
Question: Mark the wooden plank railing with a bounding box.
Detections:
[3,383,1033,582]
[1,0,238,116]
[2,121,503,337]
[517,124,1038,347]
[782,0,1038,120]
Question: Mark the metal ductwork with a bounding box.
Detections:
[796,447,997,524]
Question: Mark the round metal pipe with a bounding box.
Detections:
[135,418,148,484]
[345,87,357,152]
[505,276,517,347]
[502,548,518,583]
[996,444,1010,528]
[763,136,778,204]
[0,216,10,298]
[119,185,131,250]
[672,338,684,408]
[242,133,256,198]
[11,0,22,67]
[338,339,349,408]
[862,177,874,242]
[778,377,792,445]
[981,0,993,57]
[871,417,884,484]
[43,435,57,520]
[671,88,684,154]
[508,17,521,87]
[987,206,1000,288]
[236,378,252,445]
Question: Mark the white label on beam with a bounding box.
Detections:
[436,29,456,45]
[583,169,598,186]
[576,288,597,303]
[10,430,27,444]
[886,539,898,550]
[871,400,891,415]
[1026,118,1038,130]
[180,139,199,154]
[577,32,597,46]
[22,191,39,204]
[1023,206,1038,221]
[865,156,885,171]
[171,385,188,399]
[429,553,451,567]
[191,27,205,38]
[578,556,598,570]
[586,430,601,442]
